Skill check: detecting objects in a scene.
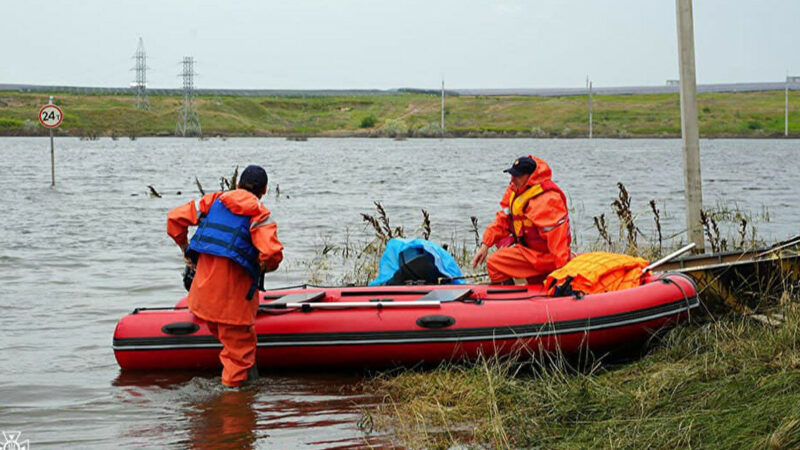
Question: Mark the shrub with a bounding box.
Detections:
[360,115,377,128]
[410,123,442,138]
[530,126,547,137]
[381,119,408,137]
[0,118,23,130]
[22,119,38,133]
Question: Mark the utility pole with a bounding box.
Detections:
[587,76,593,139]
[787,76,800,136]
[440,78,445,138]
[131,37,149,110]
[676,0,704,252]
[176,56,201,137]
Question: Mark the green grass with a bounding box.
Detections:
[1,90,799,137]
[361,295,800,448]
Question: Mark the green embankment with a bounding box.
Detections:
[1,90,798,137]
[362,298,800,448]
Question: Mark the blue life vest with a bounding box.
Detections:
[185,199,261,299]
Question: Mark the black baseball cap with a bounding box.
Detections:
[239,165,268,191]
[503,156,537,176]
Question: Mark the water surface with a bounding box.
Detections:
[0,137,797,448]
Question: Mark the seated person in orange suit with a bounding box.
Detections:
[167,165,283,388]
[471,155,571,284]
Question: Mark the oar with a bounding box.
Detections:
[436,273,488,284]
[260,300,442,310]
[643,243,696,274]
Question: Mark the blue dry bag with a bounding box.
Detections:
[370,238,465,286]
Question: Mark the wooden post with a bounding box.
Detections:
[676,0,704,252]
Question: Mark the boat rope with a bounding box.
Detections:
[656,272,700,321]
[479,293,551,301]
[132,306,189,314]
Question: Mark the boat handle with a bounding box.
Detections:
[416,315,456,329]
[161,322,200,335]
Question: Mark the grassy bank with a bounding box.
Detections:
[297,197,793,448]
[1,90,799,138]
[361,295,800,448]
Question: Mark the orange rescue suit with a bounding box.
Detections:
[482,156,571,283]
[544,252,649,295]
[167,189,283,386]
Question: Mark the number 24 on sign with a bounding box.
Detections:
[39,104,63,128]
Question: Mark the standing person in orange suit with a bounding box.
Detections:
[167,165,283,388]
[471,155,571,284]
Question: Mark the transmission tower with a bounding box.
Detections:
[176,56,202,137]
[131,37,149,110]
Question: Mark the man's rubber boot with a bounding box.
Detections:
[246,364,259,383]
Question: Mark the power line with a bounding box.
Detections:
[176,56,202,137]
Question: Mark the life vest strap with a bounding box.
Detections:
[509,184,545,241]
[201,221,238,234]
[190,234,259,265]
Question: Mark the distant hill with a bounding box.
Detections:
[0,87,798,138]
[0,81,794,97]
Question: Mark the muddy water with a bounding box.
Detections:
[0,137,797,448]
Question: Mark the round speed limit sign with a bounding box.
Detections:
[39,104,64,128]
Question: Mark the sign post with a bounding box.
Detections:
[39,97,63,187]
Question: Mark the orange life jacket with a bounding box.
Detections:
[507,179,571,252]
[544,252,649,296]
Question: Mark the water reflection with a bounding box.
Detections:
[187,388,258,449]
[112,371,388,448]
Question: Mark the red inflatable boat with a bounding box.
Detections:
[113,273,698,371]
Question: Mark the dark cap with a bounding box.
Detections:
[239,165,268,192]
[503,156,537,177]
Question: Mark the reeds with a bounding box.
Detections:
[611,182,639,252]
[593,213,612,248]
[219,165,239,191]
[421,209,431,241]
[650,199,663,254]
[360,201,404,243]
[470,216,480,248]
[307,202,487,285]
[194,176,205,196]
[590,183,766,260]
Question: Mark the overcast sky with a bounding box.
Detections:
[2,0,798,89]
